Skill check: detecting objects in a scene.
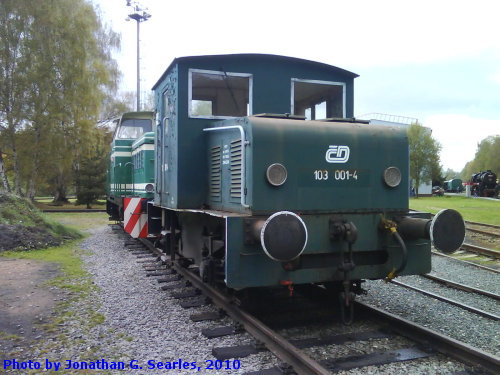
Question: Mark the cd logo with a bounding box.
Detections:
[325,145,350,163]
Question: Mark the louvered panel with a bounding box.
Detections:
[210,146,221,200]
[230,139,242,199]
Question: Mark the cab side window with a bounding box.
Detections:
[292,79,345,120]
[189,69,252,119]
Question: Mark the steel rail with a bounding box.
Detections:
[432,251,500,274]
[356,301,500,375]
[138,238,331,375]
[461,243,500,259]
[465,220,500,230]
[390,279,499,321]
[466,227,500,238]
[422,274,500,300]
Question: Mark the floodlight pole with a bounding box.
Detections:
[126,1,151,111]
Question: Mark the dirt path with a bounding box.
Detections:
[0,258,61,357]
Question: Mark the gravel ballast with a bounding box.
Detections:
[359,253,500,357]
[24,226,281,375]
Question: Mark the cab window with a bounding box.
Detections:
[189,69,252,119]
[116,118,152,139]
[292,79,345,120]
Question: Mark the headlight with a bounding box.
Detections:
[145,183,154,192]
[266,163,287,186]
[383,166,401,188]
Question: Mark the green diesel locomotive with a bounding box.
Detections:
[107,54,465,319]
[106,111,155,236]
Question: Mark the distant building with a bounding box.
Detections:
[358,113,432,196]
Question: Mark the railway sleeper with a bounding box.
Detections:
[190,310,225,322]
[202,322,245,338]
[159,282,185,290]
[171,289,201,299]
[244,347,431,375]
[179,297,211,308]
[157,275,182,284]
[212,330,392,360]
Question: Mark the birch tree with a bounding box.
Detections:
[407,122,442,197]
[0,0,120,200]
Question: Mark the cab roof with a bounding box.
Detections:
[152,53,358,90]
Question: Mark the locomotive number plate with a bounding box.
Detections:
[314,169,358,181]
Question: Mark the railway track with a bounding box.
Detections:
[465,220,500,230]
[389,279,499,321]
[432,251,499,273]
[460,243,500,259]
[119,232,500,375]
[466,226,500,238]
[422,273,499,299]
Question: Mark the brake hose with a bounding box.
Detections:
[382,221,408,280]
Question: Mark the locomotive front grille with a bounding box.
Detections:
[230,139,242,199]
[210,146,222,200]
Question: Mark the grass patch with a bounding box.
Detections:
[44,212,110,232]
[1,240,94,294]
[0,331,22,341]
[410,195,500,225]
[33,197,105,210]
[89,312,106,328]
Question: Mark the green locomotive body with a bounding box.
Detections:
[203,115,431,289]
[148,54,464,297]
[108,54,465,313]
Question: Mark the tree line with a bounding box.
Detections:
[0,0,131,203]
[408,122,498,194]
[461,135,499,181]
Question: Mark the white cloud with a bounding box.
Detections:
[491,70,500,84]
[425,114,500,171]
[92,0,500,176]
[94,0,500,93]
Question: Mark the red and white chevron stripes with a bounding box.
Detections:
[123,198,148,238]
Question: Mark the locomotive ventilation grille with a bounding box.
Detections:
[210,146,221,200]
[230,139,242,199]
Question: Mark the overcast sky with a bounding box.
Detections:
[93,0,499,172]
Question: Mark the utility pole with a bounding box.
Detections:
[126,1,151,111]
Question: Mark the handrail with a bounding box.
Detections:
[113,163,120,195]
[203,125,249,208]
[124,162,134,195]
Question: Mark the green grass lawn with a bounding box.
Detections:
[33,197,106,210]
[409,195,500,225]
[44,212,109,232]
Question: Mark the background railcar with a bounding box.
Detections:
[106,111,154,226]
[443,178,463,192]
[470,170,498,197]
